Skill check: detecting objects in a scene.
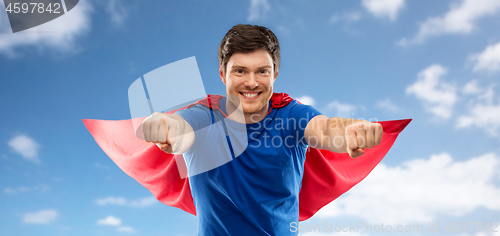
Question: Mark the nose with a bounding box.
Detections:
[244,73,259,89]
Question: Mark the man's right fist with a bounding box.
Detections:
[142,112,180,153]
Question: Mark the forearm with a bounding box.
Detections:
[305,116,364,153]
[305,114,383,157]
[166,114,195,154]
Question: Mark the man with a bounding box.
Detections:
[141,24,383,235]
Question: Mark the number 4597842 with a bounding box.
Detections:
[5,2,61,14]
[443,222,498,233]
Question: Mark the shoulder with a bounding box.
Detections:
[175,104,211,116]
[274,99,323,126]
[276,99,315,113]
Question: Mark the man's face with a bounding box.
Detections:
[220,49,278,116]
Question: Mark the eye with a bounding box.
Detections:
[236,69,244,74]
[259,69,268,74]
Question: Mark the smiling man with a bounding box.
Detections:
[141,24,383,235]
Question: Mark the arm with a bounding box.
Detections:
[142,112,195,154]
[304,115,383,158]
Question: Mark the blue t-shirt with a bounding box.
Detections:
[175,97,322,236]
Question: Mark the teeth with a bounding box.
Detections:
[242,93,258,98]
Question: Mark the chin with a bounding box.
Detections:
[241,102,265,114]
[241,105,258,114]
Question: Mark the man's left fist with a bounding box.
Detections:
[345,121,383,158]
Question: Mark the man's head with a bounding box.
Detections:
[218,24,280,77]
[218,24,280,118]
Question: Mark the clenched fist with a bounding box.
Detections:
[345,121,383,158]
[142,112,182,153]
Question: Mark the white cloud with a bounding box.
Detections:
[323,101,357,117]
[477,84,496,103]
[0,0,93,57]
[8,134,41,163]
[362,0,405,21]
[471,42,500,74]
[3,185,50,194]
[97,216,121,226]
[462,79,482,94]
[248,0,270,21]
[95,196,127,206]
[406,64,457,119]
[329,12,362,24]
[475,230,500,236]
[375,99,399,112]
[128,196,157,207]
[23,210,58,224]
[3,187,29,194]
[456,100,500,137]
[399,0,500,46]
[457,85,500,137]
[316,152,500,224]
[97,216,136,233]
[117,226,136,233]
[106,0,128,27]
[95,196,157,207]
[296,95,316,106]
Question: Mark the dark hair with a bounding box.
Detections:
[218,24,280,76]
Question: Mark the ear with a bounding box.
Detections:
[274,69,279,81]
[219,65,226,85]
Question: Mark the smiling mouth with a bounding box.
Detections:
[239,92,262,99]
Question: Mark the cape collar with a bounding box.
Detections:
[192,92,294,110]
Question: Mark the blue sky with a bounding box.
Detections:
[1,0,500,235]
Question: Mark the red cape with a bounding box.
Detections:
[83,93,411,221]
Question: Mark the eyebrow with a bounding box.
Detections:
[231,65,272,70]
